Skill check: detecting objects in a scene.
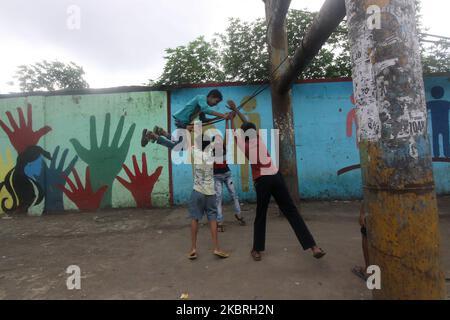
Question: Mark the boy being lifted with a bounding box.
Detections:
[141,90,231,150]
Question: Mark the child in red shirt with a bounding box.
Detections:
[227,100,326,262]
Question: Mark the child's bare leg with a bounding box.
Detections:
[209,220,219,251]
[209,220,229,258]
[190,219,199,254]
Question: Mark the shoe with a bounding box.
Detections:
[141,129,149,147]
[153,126,169,138]
[147,131,158,143]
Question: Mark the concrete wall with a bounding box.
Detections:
[0,90,170,215]
[1,74,449,214]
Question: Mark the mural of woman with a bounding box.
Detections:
[0,146,52,214]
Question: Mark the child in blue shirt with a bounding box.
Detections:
[141,89,230,149]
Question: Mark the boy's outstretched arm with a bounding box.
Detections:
[229,109,246,153]
[208,110,231,120]
[199,113,220,123]
[227,100,248,123]
[224,118,231,147]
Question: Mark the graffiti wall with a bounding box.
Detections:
[1,74,448,214]
[0,90,170,216]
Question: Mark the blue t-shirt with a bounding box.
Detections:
[173,95,216,125]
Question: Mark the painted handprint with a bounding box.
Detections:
[58,167,108,211]
[70,113,136,208]
[116,153,163,208]
[35,146,78,213]
[0,104,52,153]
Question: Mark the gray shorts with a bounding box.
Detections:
[189,190,217,221]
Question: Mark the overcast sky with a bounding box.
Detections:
[0,0,448,93]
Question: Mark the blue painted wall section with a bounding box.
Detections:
[171,74,450,203]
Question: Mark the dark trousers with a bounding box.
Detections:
[253,172,316,252]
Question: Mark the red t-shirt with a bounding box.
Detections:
[236,134,278,181]
[213,160,230,174]
[213,146,230,174]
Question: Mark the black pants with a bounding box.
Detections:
[253,172,316,252]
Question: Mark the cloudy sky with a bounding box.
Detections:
[0,0,448,93]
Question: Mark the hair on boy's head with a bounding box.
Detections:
[241,121,257,133]
[207,89,223,101]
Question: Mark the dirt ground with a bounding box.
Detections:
[1,197,449,300]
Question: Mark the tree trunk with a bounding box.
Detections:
[264,0,300,203]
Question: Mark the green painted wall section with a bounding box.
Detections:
[0,91,170,216]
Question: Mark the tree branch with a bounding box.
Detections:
[277,0,346,94]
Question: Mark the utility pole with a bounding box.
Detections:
[345,0,446,299]
[264,0,300,202]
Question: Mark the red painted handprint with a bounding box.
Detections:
[346,94,360,149]
[0,104,52,153]
[58,167,108,211]
[116,153,163,208]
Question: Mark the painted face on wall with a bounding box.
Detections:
[24,156,43,179]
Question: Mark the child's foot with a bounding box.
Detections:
[141,129,149,147]
[311,247,326,259]
[251,250,262,261]
[217,223,225,233]
[234,214,246,226]
[188,250,198,260]
[213,249,229,259]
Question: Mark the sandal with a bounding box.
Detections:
[217,223,225,233]
[213,250,229,259]
[313,248,326,259]
[234,214,246,226]
[251,250,262,261]
[188,251,198,260]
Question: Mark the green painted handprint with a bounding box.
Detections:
[70,113,136,208]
